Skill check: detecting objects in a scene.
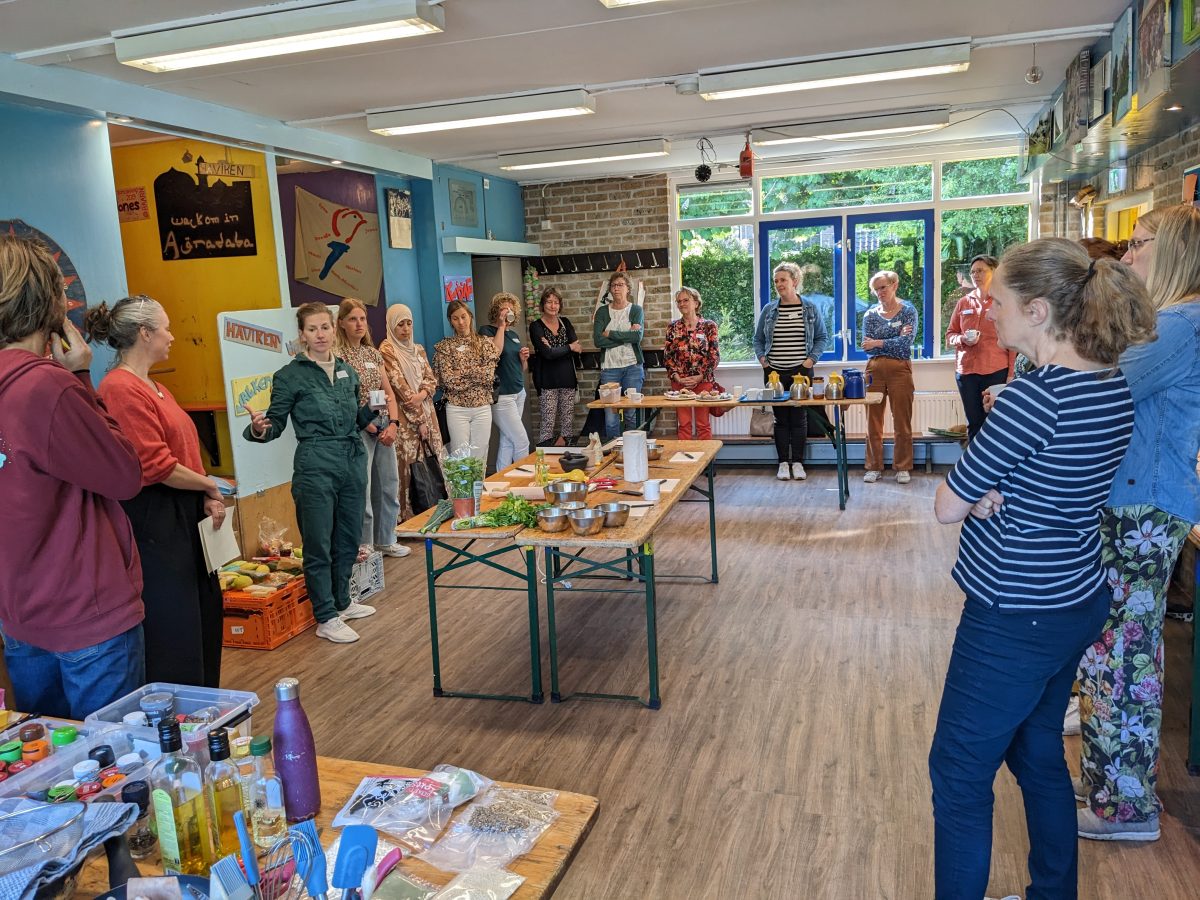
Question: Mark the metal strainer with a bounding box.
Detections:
[0,799,86,877]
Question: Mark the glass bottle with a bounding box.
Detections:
[149,719,211,875]
[248,735,287,849]
[535,447,547,485]
[121,780,158,859]
[272,678,320,823]
[204,728,243,858]
[231,735,256,815]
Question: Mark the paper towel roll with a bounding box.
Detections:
[622,429,649,483]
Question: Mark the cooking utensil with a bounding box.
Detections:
[233,812,260,900]
[567,508,605,536]
[331,825,377,900]
[596,502,629,527]
[209,856,254,900]
[559,452,589,473]
[361,848,403,900]
[536,507,571,532]
[289,819,327,900]
[545,481,587,504]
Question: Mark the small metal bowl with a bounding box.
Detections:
[596,502,629,527]
[567,508,606,536]
[616,446,662,463]
[536,506,570,532]
[545,481,587,504]
[558,500,587,511]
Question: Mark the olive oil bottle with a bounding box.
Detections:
[149,720,212,875]
[204,728,244,858]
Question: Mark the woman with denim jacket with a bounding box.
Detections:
[752,262,829,480]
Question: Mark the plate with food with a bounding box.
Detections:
[695,389,733,401]
[664,389,697,400]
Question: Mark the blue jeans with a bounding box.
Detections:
[2,625,145,720]
[929,590,1108,900]
[600,364,644,438]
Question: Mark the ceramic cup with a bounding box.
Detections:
[964,329,980,344]
[643,480,661,501]
[628,392,644,403]
[625,387,640,398]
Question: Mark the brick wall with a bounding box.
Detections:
[521,174,681,438]
[1037,120,1200,236]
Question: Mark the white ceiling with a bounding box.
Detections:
[0,0,1128,181]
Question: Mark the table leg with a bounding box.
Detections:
[706,461,719,583]
[640,540,661,710]
[546,547,562,703]
[525,546,544,704]
[835,405,848,510]
[1190,547,1200,775]
[425,538,443,697]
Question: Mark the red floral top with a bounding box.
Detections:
[664,317,720,384]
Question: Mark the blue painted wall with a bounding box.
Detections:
[0,98,127,381]
[373,173,429,346]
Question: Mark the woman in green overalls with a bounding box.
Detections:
[244,302,377,644]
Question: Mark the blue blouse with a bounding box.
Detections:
[862,302,917,360]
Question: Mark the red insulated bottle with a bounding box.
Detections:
[272,677,320,822]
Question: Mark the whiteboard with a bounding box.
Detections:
[218,307,303,497]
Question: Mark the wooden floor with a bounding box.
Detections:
[223,468,1200,899]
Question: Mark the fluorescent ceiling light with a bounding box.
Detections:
[597,0,673,6]
[699,42,970,100]
[499,139,671,171]
[114,0,444,73]
[367,90,595,136]
[752,109,950,146]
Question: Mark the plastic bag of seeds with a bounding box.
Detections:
[361,765,493,851]
[429,868,524,900]
[419,789,559,872]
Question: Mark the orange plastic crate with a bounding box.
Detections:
[223,577,309,650]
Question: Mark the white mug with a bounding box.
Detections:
[368,389,387,409]
[964,329,980,344]
[642,479,661,501]
[625,387,640,398]
[732,385,744,398]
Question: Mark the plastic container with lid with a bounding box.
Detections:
[0,726,151,804]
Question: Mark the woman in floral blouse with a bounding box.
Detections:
[432,300,498,463]
[335,299,407,559]
[664,286,720,440]
[379,303,443,522]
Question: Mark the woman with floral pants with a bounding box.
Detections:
[1075,205,1200,841]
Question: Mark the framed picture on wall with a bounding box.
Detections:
[1062,48,1091,144]
[385,187,412,249]
[1112,7,1135,125]
[448,178,477,228]
[1185,0,1200,45]
[1089,51,1111,124]
[1136,0,1171,108]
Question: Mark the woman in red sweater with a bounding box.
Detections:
[945,255,1015,442]
[89,296,227,688]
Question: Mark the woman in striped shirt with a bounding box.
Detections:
[930,238,1155,900]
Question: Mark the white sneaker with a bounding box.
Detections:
[341,602,377,620]
[896,470,911,485]
[776,462,791,480]
[375,542,410,558]
[984,896,1021,900]
[1063,695,1081,736]
[315,618,359,643]
[791,462,806,480]
[863,470,881,483]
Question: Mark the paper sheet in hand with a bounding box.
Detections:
[199,515,241,572]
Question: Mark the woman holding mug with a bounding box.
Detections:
[335,298,408,559]
[664,286,720,440]
[480,291,531,469]
[529,287,581,446]
[752,262,829,481]
[593,272,645,439]
[861,270,917,485]
[433,300,498,461]
[946,255,1013,442]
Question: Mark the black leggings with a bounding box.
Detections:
[956,368,1008,443]
[765,364,812,463]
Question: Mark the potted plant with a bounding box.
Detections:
[443,454,484,518]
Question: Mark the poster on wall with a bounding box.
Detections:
[1,219,87,328]
[1186,0,1200,45]
[293,186,383,305]
[385,188,412,249]
[153,163,257,261]
[224,316,283,352]
[1184,164,1200,207]
[1137,0,1171,108]
[116,187,149,223]
[443,275,473,304]
[448,179,477,227]
[1112,7,1135,125]
[1062,49,1091,143]
[231,373,274,416]
[1089,52,1111,123]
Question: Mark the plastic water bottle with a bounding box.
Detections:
[272,677,320,822]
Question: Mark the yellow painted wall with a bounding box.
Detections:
[111,140,282,476]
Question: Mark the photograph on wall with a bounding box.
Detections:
[1112,7,1135,125]
[1051,94,1065,147]
[1185,164,1200,207]
[154,161,257,261]
[293,186,383,304]
[1137,0,1171,108]
[385,188,412,249]
[1027,111,1053,156]
[1062,48,1091,144]
[1089,52,1111,123]
[448,178,477,228]
[1186,0,1200,46]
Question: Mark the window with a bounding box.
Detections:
[940,156,1026,199]
[761,164,933,214]
[679,226,755,361]
[678,184,752,220]
[939,205,1029,355]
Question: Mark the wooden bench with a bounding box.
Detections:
[715,432,962,472]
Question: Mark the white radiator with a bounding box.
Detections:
[713,392,964,437]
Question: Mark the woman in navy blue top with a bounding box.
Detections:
[930,238,1156,900]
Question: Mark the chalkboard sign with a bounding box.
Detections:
[154,162,257,261]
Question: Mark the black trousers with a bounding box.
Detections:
[122,483,223,687]
[956,368,1008,443]
[764,363,812,463]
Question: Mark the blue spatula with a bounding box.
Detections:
[331,825,377,900]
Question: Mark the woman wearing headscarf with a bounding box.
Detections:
[380,303,443,522]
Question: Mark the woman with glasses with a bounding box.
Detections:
[946,255,1014,442]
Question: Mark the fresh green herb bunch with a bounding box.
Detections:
[444,455,484,498]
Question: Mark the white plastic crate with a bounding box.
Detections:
[350,550,385,602]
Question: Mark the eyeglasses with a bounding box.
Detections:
[1127,237,1155,251]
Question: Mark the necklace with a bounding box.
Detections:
[119,363,163,399]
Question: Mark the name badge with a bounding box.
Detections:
[365,361,377,369]
[962,309,976,316]
[456,344,468,353]
[510,335,520,343]
[336,370,349,379]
